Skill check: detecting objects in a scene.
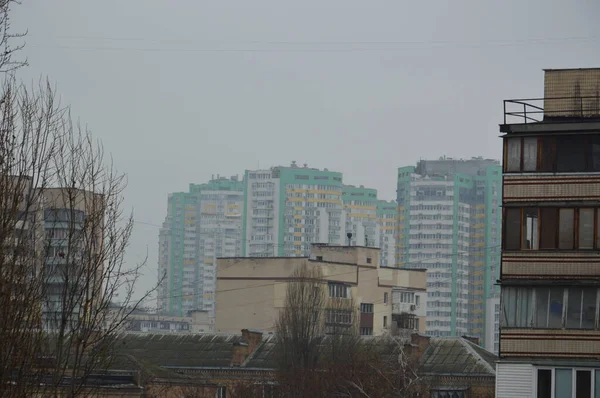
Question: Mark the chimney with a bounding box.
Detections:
[409,333,431,358]
[230,342,249,367]
[242,328,263,354]
[461,335,480,346]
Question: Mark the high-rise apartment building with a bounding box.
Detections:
[158,176,243,322]
[41,187,105,331]
[242,162,345,257]
[377,200,398,267]
[496,68,600,397]
[342,185,378,247]
[396,158,501,351]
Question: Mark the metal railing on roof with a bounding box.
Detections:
[503,96,600,124]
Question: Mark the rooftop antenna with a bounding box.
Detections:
[347,232,353,246]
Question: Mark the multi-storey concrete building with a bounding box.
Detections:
[377,200,398,267]
[215,245,427,335]
[496,68,600,397]
[242,162,345,257]
[396,158,502,351]
[158,176,243,323]
[41,187,105,331]
[342,185,379,247]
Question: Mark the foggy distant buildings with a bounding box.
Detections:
[396,157,501,352]
[157,176,244,324]
[158,158,501,353]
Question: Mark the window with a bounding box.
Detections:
[579,208,595,249]
[216,386,226,398]
[576,370,591,398]
[504,208,521,250]
[328,283,350,299]
[559,209,575,249]
[555,368,572,398]
[431,390,466,398]
[505,134,600,173]
[537,369,552,398]
[502,286,598,329]
[316,256,323,261]
[523,208,539,249]
[366,257,372,264]
[504,207,600,250]
[383,316,387,328]
[506,137,522,172]
[415,295,421,307]
[325,309,352,325]
[360,303,373,313]
[360,327,373,336]
[536,368,600,398]
[384,292,388,305]
[523,137,538,171]
[540,208,558,249]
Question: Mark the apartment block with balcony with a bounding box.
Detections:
[215,245,426,336]
[496,68,600,398]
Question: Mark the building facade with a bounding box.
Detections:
[215,245,427,335]
[377,200,398,268]
[41,187,105,331]
[396,158,502,351]
[242,162,345,257]
[342,185,379,248]
[158,176,243,323]
[496,68,600,397]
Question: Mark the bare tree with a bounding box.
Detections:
[0,78,156,397]
[273,263,425,398]
[0,0,27,72]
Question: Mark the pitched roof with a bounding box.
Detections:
[420,337,497,376]
[113,333,246,368]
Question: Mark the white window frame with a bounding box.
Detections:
[534,366,598,398]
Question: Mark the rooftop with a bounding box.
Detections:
[420,337,497,376]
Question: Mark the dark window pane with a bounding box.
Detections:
[506,138,522,172]
[539,136,555,172]
[523,208,539,249]
[537,369,552,398]
[582,288,597,330]
[576,370,591,398]
[567,288,583,329]
[549,288,565,328]
[505,208,521,250]
[579,208,595,249]
[589,135,600,172]
[535,288,549,328]
[540,208,558,249]
[556,136,586,172]
[558,209,575,249]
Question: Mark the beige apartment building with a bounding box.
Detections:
[215,245,427,336]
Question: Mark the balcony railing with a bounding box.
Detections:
[503,96,600,124]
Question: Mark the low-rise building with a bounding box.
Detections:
[215,245,427,335]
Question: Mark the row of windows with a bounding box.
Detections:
[505,135,600,173]
[536,367,599,398]
[504,207,600,250]
[502,286,599,329]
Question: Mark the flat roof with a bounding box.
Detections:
[543,67,600,71]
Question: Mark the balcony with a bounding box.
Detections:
[503,96,600,125]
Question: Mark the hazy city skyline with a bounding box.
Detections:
[11,1,600,298]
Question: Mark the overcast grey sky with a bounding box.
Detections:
[12,0,600,299]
